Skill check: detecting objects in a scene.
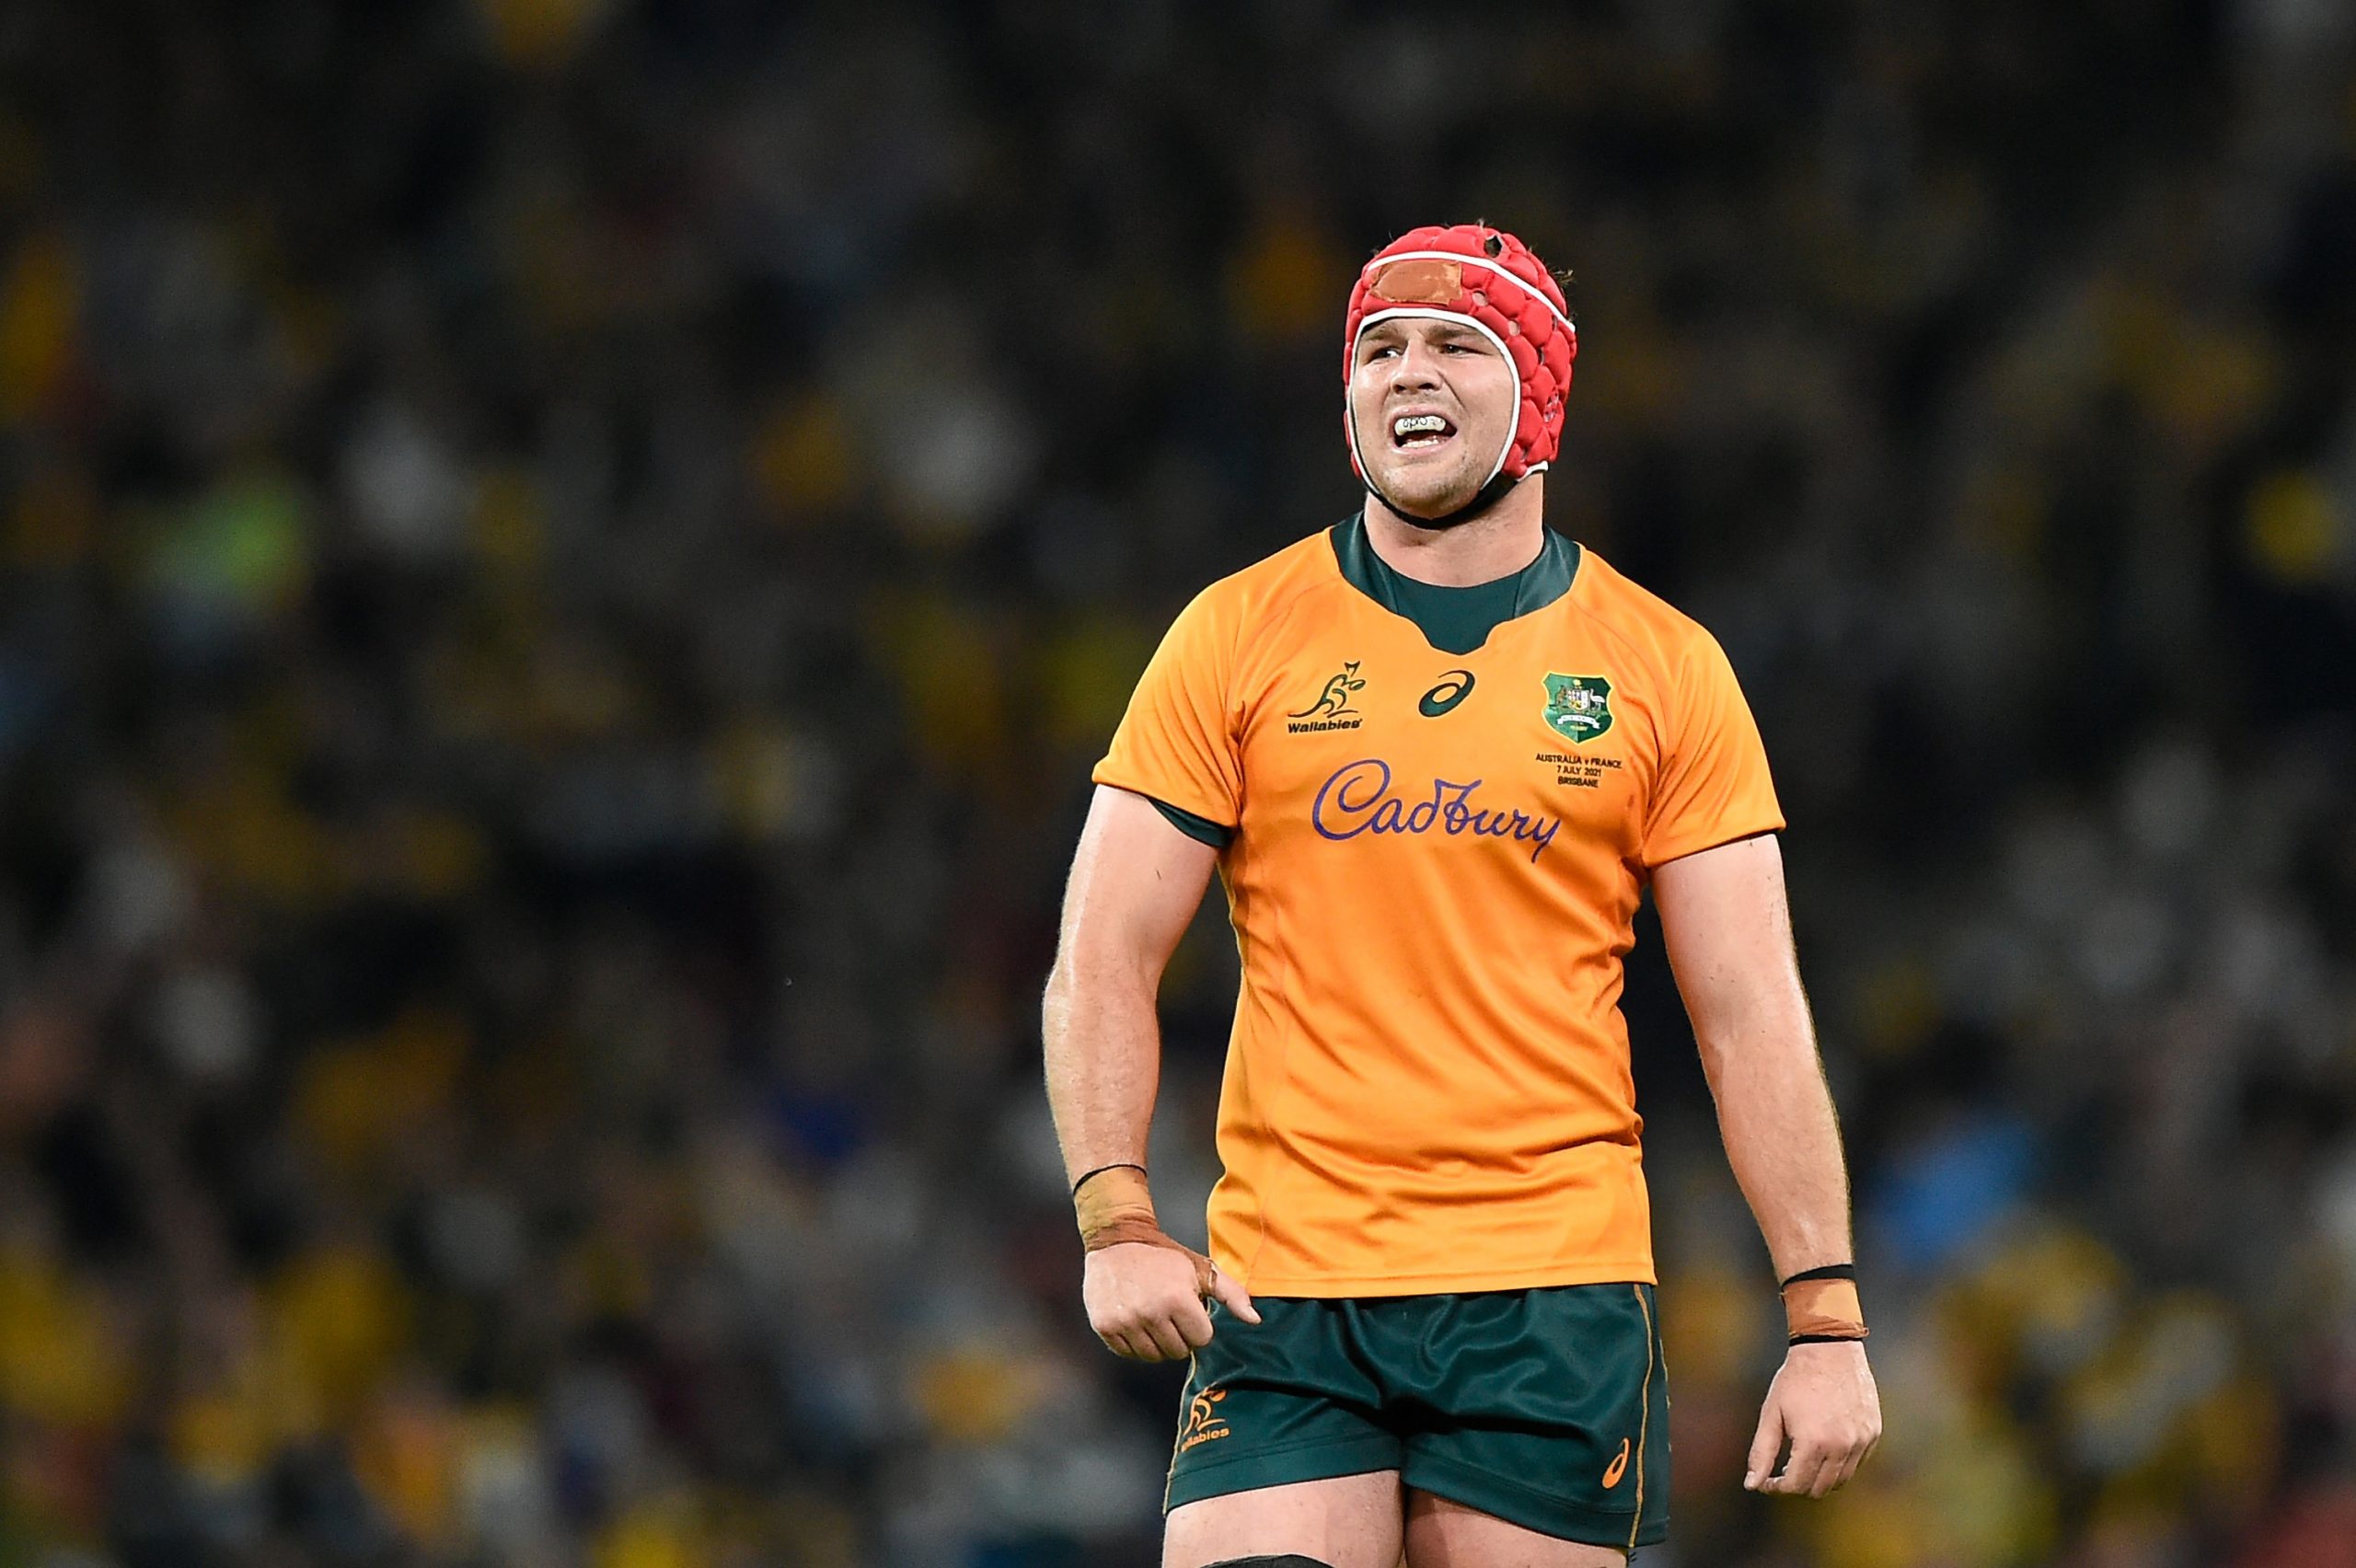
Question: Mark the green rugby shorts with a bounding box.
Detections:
[1165,1284,1669,1551]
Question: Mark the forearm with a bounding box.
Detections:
[1042,954,1164,1184]
[1701,1020,1854,1277]
[1717,1020,1881,1498]
[1654,825,1880,1493]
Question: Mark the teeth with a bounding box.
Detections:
[1393,414,1448,437]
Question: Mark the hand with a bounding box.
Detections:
[1744,1341,1881,1497]
[1082,1241,1261,1362]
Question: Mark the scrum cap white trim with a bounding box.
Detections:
[1348,306,1519,490]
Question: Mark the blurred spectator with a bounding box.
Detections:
[0,1,2351,1563]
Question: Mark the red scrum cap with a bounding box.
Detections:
[1344,225,1576,503]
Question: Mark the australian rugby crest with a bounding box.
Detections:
[1542,674,1613,744]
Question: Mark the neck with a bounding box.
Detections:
[1361,476,1546,586]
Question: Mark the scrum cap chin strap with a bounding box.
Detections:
[1366,456,1525,534]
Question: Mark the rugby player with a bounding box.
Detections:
[1043,224,1879,1567]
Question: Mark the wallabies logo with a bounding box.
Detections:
[1179,1387,1231,1452]
[1288,662,1368,733]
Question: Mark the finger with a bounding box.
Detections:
[1100,1325,1148,1361]
[1847,1412,1885,1478]
[1174,1297,1217,1351]
[1823,1444,1866,1495]
[1770,1439,1832,1497]
[1744,1400,1787,1491]
[1143,1314,1193,1362]
[1208,1268,1261,1325]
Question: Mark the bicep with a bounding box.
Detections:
[1055,786,1222,984]
[1649,832,1805,1045]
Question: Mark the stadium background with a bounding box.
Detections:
[0,1,2353,1564]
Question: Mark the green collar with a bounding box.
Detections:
[1329,514,1581,655]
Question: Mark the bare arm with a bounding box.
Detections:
[1652,832,1879,1497]
[1044,786,1257,1360]
[1043,785,1220,1182]
[1652,833,1850,1275]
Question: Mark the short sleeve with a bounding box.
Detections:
[1639,628,1784,867]
[1093,586,1244,829]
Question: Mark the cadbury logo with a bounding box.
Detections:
[1310,759,1561,864]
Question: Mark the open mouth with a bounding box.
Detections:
[1390,412,1458,451]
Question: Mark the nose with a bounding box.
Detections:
[1388,337,1444,392]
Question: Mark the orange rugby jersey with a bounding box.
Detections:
[1094,517,1784,1296]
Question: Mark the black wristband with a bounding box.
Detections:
[1780,1262,1857,1288]
[1070,1161,1147,1198]
[1787,1332,1868,1346]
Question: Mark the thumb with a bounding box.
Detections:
[1208,1266,1262,1325]
[1744,1392,1786,1492]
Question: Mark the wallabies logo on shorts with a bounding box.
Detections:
[1180,1386,1231,1452]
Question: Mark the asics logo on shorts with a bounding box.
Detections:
[1601,1435,1631,1489]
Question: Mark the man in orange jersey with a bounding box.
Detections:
[1043,225,1880,1568]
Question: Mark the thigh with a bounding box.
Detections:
[1392,1284,1669,1553]
[1404,1492,1623,1568]
[1164,1298,1404,1521]
[1165,1472,1405,1568]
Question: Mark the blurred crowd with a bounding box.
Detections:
[1,0,2353,1564]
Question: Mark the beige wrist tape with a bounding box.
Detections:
[1072,1165,1217,1297]
[1783,1276,1869,1342]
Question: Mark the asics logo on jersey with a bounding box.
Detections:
[1417,670,1475,717]
[1311,758,1562,863]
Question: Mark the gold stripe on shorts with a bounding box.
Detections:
[1627,1285,1656,1554]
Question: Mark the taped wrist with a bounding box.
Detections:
[1073,1165,1218,1297]
[1781,1263,1868,1344]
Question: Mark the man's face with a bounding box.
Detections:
[1348,316,1519,521]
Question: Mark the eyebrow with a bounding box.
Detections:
[1359,321,1492,351]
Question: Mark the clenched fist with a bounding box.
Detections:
[1084,1240,1261,1362]
[1745,1340,1882,1497]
